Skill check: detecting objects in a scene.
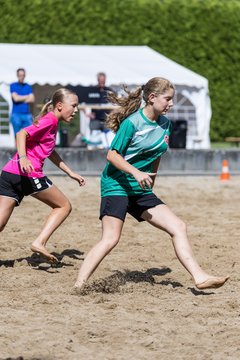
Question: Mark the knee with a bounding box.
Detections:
[62,200,72,216]
[0,221,7,232]
[172,219,187,237]
[66,201,72,215]
[103,237,120,252]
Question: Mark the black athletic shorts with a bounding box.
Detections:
[100,193,165,222]
[0,170,53,206]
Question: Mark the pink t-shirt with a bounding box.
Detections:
[3,112,58,178]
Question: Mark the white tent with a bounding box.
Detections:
[0,43,211,148]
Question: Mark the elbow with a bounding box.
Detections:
[106,150,112,162]
[15,131,21,146]
[16,129,28,142]
[106,149,117,163]
[15,130,23,140]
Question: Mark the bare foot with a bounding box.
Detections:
[71,281,87,295]
[74,280,86,290]
[196,276,229,290]
[31,244,58,263]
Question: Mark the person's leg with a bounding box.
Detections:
[0,196,16,232]
[100,131,108,148]
[22,113,33,128]
[74,216,124,288]
[99,123,108,149]
[30,185,72,261]
[88,120,103,149]
[106,130,115,148]
[10,113,22,136]
[142,204,229,289]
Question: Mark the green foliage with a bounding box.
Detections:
[0,0,240,141]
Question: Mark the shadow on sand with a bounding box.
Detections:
[0,248,84,271]
[75,267,178,295]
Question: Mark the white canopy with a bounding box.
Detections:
[0,43,211,148]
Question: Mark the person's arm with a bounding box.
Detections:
[11,92,29,103]
[84,110,96,119]
[15,129,34,173]
[107,149,156,190]
[25,93,35,103]
[48,150,85,186]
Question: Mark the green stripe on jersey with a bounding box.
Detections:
[101,108,171,197]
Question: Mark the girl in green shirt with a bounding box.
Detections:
[74,77,229,291]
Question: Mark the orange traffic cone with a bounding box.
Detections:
[220,159,230,181]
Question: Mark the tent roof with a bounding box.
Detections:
[0,43,208,88]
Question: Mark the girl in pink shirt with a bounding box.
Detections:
[0,88,85,262]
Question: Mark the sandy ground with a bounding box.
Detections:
[0,175,239,360]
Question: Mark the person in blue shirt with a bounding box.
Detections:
[10,68,35,136]
[74,77,229,292]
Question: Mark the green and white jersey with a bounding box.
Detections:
[101,108,171,197]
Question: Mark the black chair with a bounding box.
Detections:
[169,120,187,149]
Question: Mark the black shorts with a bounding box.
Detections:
[100,193,165,222]
[0,171,53,206]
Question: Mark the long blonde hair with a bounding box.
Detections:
[106,77,175,133]
[34,88,77,124]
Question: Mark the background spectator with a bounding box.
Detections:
[88,72,114,149]
[10,68,35,136]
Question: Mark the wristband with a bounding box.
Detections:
[9,155,27,162]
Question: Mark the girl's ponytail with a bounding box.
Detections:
[34,100,53,124]
[33,88,76,125]
[106,86,142,133]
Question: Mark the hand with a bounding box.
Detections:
[24,94,34,103]
[88,112,96,119]
[69,172,86,186]
[133,171,156,190]
[19,157,34,174]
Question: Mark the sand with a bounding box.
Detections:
[0,175,239,360]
